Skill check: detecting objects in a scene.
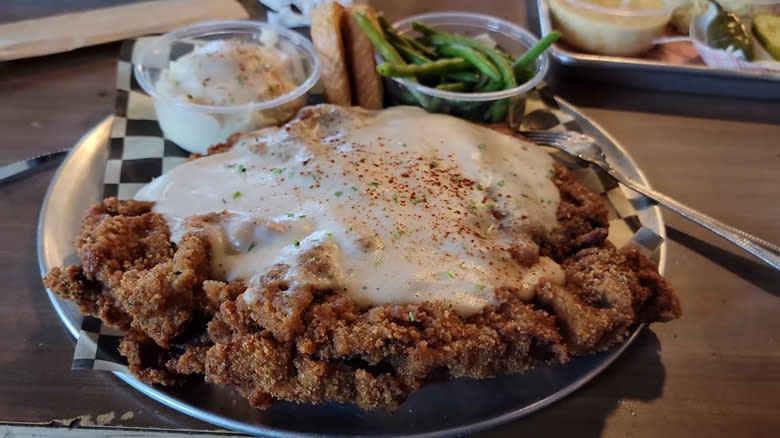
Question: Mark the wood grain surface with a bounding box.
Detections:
[1,1,778,437]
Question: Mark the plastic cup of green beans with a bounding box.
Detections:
[356,11,560,123]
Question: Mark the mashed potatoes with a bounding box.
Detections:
[153,39,305,154]
[157,40,298,106]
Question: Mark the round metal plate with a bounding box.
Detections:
[38,99,665,437]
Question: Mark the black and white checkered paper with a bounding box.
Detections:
[72,37,662,372]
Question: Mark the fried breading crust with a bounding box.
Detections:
[43,165,680,411]
[204,279,566,411]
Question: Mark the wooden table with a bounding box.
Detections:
[1,1,778,437]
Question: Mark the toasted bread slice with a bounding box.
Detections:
[342,5,384,109]
[311,2,352,106]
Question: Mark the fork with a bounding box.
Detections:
[518,130,780,271]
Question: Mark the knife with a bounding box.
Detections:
[0,149,70,184]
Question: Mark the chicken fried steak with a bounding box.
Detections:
[44,105,680,411]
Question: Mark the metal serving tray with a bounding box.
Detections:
[536,0,780,100]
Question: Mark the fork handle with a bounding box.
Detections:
[607,169,780,270]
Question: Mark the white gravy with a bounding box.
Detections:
[135,105,564,315]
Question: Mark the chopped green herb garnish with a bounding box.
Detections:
[521,193,529,199]
[232,191,241,199]
[237,164,247,173]
[351,186,358,191]
[476,183,484,191]
[287,213,295,217]
[408,311,416,322]
[248,243,255,252]
[477,143,486,150]
[370,181,380,187]
[186,93,193,100]
[272,168,283,174]
[497,180,505,187]
[445,272,455,279]
[475,283,486,290]
[293,240,300,247]
[298,214,307,218]
[401,143,407,147]
[334,191,343,197]
[307,256,317,263]
[326,232,333,238]
[225,163,237,168]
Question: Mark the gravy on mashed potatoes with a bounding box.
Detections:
[153,39,305,154]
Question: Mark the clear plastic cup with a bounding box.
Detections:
[382,12,550,123]
[135,20,320,154]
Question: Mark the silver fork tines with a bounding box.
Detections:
[518,130,780,271]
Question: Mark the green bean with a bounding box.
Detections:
[397,89,421,105]
[479,78,505,92]
[380,21,414,51]
[376,58,471,77]
[486,100,509,123]
[355,13,404,64]
[487,49,516,88]
[436,44,502,82]
[358,16,558,122]
[444,71,479,83]
[395,43,431,65]
[378,16,438,60]
[474,72,490,89]
[356,13,432,109]
[512,31,561,70]
[436,82,467,92]
[514,67,534,84]
[402,35,437,58]
[377,14,395,36]
[411,21,439,36]
[427,97,443,113]
[413,22,518,87]
[431,34,516,88]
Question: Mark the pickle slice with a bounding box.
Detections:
[752,13,780,61]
